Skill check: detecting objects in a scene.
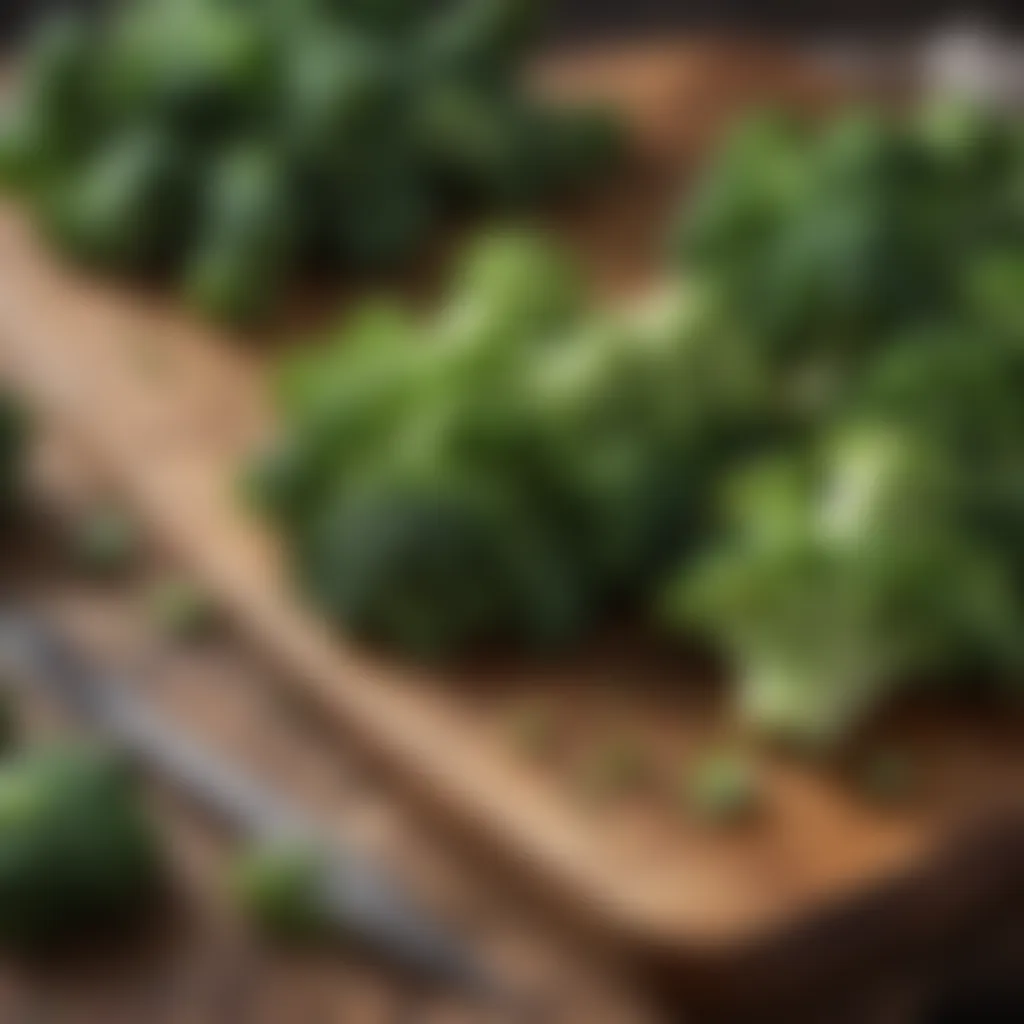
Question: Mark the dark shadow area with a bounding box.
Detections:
[4,1,1024,48]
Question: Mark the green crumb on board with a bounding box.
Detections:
[69,507,138,577]
[148,578,218,641]
[684,750,761,825]
[229,841,329,943]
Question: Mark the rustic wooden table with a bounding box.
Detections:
[0,430,665,1024]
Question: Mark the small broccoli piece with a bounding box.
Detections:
[229,841,329,942]
[684,750,761,825]
[4,0,622,319]
[0,747,164,952]
[43,127,192,272]
[183,144,293,323]
[0,14,96,187]
[98,0,273,130]
[666,424,1024,744]
[298,469,589,656]
[149,578,218,641]
[69,507,138,577]
[281,32,399,163]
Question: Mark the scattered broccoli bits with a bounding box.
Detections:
[258,99,1024,744]
[253,232,760,656]
[0,0,622,322]
[0,747,164,952]
[229,840,330,942]
[684,750,761,825]
[69,507,138,577]
[149,577,218,641]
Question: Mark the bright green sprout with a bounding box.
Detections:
[684,750,761,825]
[229,840,330,942]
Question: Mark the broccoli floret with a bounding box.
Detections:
[183,144,294,322]
[684,750,761,824]
[5,0,622,320]
[148,577,219,642]
[0,747,164,952]
[666,425,1024,744]
[229,840,329,942]
[43,127,192,272]
[297,469,589,656]
[259,235,772,658]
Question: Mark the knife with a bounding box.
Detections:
[0,609,530,1017]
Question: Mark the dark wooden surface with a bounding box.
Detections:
[1,429,664,1024]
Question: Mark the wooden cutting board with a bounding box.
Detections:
[4,38,1024,1019]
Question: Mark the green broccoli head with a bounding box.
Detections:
[0,12,97,186]
[418,0,541,83]
[665,424,1024,744]
[98,0,274,131]
[0,747,164,952]
[183,144,294,322]
[5,0,622,319]
[0,395,27,517]
[44,126,193,272]
[675,103,1024,383]
[297,467,589,656]
[258,237,768,658]
[229,840,329,942]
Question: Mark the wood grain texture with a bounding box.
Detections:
[5,433,661,1024]
[3,39,1024,1015]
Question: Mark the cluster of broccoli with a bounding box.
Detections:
[252,231,772,657]
[260,102,1024,745]
[0,0,620,322]
[662,103,1024,743]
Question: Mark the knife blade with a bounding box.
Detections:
[0,608,527,1015]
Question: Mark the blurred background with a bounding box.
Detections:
[3,2,1024,1023]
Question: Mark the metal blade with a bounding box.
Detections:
[0,608,520,1010]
